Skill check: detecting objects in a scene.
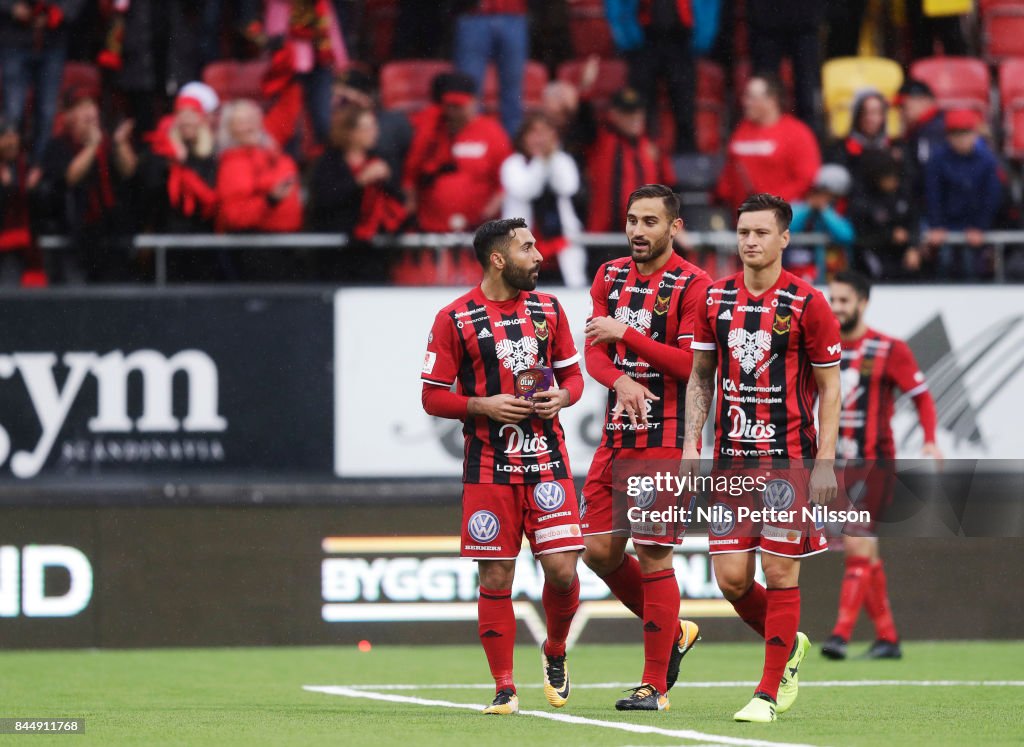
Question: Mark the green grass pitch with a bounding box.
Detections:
[1,641,1021,746]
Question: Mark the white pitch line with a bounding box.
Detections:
[303,685,823,747]
[335,680,1024,691]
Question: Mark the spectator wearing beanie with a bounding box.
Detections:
[896,79,945,206]
[848,150,921,281]
[827,88,900,185]
[789,164,854,283]
[924,109,1003,281]
[715,74,820,211]
[402,72,512,233]
[585,87,674,233]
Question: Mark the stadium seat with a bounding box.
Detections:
[909,56,991,116]
[556,57,628,108]
[982,0,1024,63]
[567,0,616,58]
[998,58,1024,158]
[379,60,453,112]
[821,56,904,138]
[482,61,549,113]
[61,62,101,100]
[202,60,271,103]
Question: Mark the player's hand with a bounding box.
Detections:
[678,445,700,486]
[921,441,944,469]
[532,386,569,420]
[585,315,628,345]
[471,394,534,424]
[809,459,837,506]
[611,375,658,429]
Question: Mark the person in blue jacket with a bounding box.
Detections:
[788,164,855,283]
[923,109,1003,281]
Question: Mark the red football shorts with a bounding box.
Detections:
[580,445,690,547]
[707,466,828,558]
[460,478,584,559]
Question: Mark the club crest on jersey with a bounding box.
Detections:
[467,510,500,543]
[728,328,773,374]
[532,318,549,341]
[772,313,792,335]
[654,294,671,315]
[762,479,796,511]
[495,336,539,374]
[614,306,652,333]
[533,482,566,511]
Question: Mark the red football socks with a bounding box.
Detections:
[542,575,580,657]
[601,553,645,618]
[478,586,516,692]
[832,555,872,640]
[756,586,800,700]
[640,569,679,694]
[730,580,768,638]
[864,560,899,643]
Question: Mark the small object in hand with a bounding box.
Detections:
[514,367,554,400]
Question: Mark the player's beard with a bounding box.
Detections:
[503,261,540,291]
[838,308,860,334]
[630,231,671,264]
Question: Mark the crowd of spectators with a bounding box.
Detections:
[0,0,1014,286]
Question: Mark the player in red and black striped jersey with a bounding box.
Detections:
[580,185,707,712]
[821,271,943,662]
[683,194,842,723]
[421,218,584,715]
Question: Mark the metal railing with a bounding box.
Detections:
[38,230,1022,286]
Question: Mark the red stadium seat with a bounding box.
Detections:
[201,60,270,103]
[909,56,991,115]
[998,58,1024,157]
[482,61,549,113]
[982,1,1024,62]
[556,58,628,108]
[567,0,616,58]
[379,60,453,112]
[61,62,101,100]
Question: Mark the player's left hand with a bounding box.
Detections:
[585,316,628,345]
[532,386,569,420]
[809,459,837,506]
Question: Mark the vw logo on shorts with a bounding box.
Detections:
[633,485,657,510]
[467,510,500,543]
[578,492,588,519]
[533,482,566,512]
[762,479,796,510]
[708,503,735,536]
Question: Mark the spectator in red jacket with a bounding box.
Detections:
[585,87,674,233]
[402,72,512,233]
[715,74,821,211]
[215,99,302,234]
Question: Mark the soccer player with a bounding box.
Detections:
[581,184,708,711]
[683,193,842,723]
[421,218,585,715]
[822,270,942,660]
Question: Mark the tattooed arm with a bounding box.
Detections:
[682,349,717,458]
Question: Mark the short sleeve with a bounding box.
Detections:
[801,292,842,367]
[551,299,582,369]
[587,266,608,323]
[421,312,461,387]
[887,339,928,397]
[677,275,711,346]
[690,284,716,351]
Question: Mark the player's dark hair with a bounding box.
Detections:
[833,270,872,300]
[626,184,680,221]
[737,193,793,232]
[473,217,529,268]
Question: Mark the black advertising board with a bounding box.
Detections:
[0,291,333,483]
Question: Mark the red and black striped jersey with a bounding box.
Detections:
[692,269,841,460]
[422,286,581,484]
[838,329,929,460]
[587,253,711,448]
